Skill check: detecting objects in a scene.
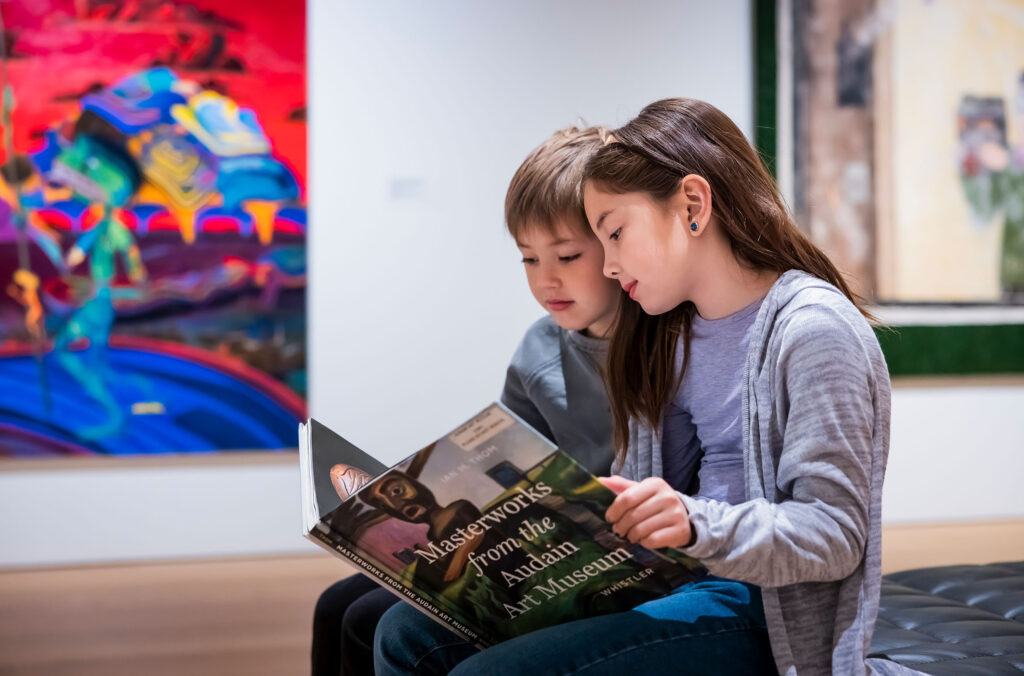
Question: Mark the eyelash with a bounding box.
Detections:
[520,254,582,264]
[609,228,622,241]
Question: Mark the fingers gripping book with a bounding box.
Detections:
[299,403,706,648]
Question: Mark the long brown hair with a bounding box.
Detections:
[583,98,872,458]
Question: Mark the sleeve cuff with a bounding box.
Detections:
[676,491,719,560]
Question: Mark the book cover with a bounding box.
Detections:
[300,403,707,648]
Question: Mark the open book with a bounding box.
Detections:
[299,403,706,648]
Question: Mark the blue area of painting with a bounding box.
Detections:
[0,346,300,455]
[31,130,66,174]
[130,204,167,234]
[218,156,299,207]
[46,199,91,230]
[196,205,254,236]
[277,207,306,226]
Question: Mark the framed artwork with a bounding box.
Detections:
[874,0,1024,303]
[757,0,1024,375]
[0,0,307,457]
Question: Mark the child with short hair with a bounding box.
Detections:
[499,125,620,471]
[312,125,627,676]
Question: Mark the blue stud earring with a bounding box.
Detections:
[690,222,698,232]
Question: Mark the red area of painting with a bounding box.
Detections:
[273,218,304,235]
[35,208,73,231]
[114,209,138,230]
[146,212,182,231]
[199,215,242,233]
[80,206,102,231]
[0,0,307,194]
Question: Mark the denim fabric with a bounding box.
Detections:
[374,576,776,676]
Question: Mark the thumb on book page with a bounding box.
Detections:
[597,475,635,495]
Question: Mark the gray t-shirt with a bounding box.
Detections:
[500,315,614,475]
[662,295,764,504]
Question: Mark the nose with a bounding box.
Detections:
[603,255,620,279]
[537,261,561,288]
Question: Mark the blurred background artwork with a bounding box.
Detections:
[0,0,307,457]
[784,0,1024,304]
[879,0,1024,303]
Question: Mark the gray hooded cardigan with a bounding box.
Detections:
[614,270,892,676]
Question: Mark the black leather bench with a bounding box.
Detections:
[869,561,1024,674]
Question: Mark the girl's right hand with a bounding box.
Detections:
[599,476,695,549]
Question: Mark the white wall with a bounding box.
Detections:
[0,462,307,567]
[884,383,1024,523]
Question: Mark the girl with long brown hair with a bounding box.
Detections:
[583,98,890,674]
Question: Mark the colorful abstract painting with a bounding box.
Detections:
[0,0,306,456]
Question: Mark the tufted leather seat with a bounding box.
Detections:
[869,561,1024,674]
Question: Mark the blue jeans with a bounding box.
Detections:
[373,576,776,675]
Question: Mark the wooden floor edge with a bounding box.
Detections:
[0,549,338,575]
[882,517,1024,531]
[880,518,1024,573]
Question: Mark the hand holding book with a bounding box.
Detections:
[600,476,697,549]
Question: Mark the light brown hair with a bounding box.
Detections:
[583,98,873,457]
[505,125,610,239]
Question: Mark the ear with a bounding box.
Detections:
[671,174,713,236]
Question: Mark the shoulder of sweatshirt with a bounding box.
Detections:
[765,281,889,398]
[507,314,564,385]
[769,273,880,355]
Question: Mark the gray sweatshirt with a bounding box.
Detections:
[501,315,614,475]
[614,270,891,676]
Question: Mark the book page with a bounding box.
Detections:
[308,419,389,521]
